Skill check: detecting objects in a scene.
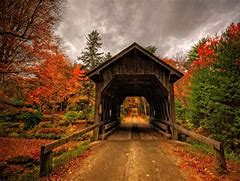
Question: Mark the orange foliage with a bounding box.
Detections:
[227,22,240,38]
[28,53,71,105]
[163,58,189,106]
[28,42,87,111]
[162,32,224,107]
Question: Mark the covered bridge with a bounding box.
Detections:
[87,42,183,139]
[40,46,227,176]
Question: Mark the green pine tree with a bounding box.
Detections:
[145,45,157,54]
[103,52,112,61]
[78,30,104,70]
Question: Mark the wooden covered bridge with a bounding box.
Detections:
[87,42,183,139]
[40,43,227,177]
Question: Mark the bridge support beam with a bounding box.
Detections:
[169,83,178,140]
[93,84,101,140]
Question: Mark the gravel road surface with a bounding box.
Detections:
[63,123,186,181]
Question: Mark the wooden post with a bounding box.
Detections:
[102,124,106,140]
[40,146,53,176]
[160,99,166,121]
[214,144,227,173]
[115,101,121,124]
[93,84,101,141]
[93,127,99,141]
[164,97,171,134]
[169,83,178,140]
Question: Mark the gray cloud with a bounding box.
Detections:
[56,0,240,61]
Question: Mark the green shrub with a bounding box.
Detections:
[41,122,54,128]
[18,167,39,181]
[175,100,192,129]
[0,113,19,122]
[60,111,84,126]
[226,151,240,163]
[0,122,20,129]
[187,140,214,155]
[17,111,42,130]
[53,140,90,169]
[9,132,19,137]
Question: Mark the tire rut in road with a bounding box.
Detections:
[131,124,141,140]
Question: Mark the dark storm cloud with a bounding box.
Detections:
[56,0,240,61]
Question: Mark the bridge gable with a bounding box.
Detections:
[87,42,183,85]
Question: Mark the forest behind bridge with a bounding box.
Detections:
[0,0,239,180]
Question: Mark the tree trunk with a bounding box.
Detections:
[51,104,56,123]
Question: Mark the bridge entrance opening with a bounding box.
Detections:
[120,96,150,124]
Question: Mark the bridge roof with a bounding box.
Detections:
[87,42,183,82]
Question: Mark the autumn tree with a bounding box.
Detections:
[28,49,72,115]
[0,0,64,77]
[66,64,95,121]
[188,22,240,149]
[78,30,104,70]
[0,0,65,114]
[163,56,188,106]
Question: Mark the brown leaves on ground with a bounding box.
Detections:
[1,136,239,181]
[0,137,52,162]
[160,139,240,181]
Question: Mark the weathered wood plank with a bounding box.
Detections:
[168,83,178,140]
[151,120,167,130]
[150,123,171,139]
[101,125,118,140]
[214,145,227,173]
[104,121,118,130]
[40,146,53,176]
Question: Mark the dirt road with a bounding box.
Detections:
[63,122,186,181]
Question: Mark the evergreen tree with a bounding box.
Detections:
[145,45,157,54]
[103,52,112,61]
[78,30,104,70]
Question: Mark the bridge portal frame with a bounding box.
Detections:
[87,42,183,140]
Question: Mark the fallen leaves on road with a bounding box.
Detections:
[160,139,240,181]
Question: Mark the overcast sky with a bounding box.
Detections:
[56,0,240,62]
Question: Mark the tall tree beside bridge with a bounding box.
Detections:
[78,30,104,70]
[188,22,240,148]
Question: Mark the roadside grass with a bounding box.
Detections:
[17,166,40,181]
[53,140,91,169]
[187,140,240,164]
